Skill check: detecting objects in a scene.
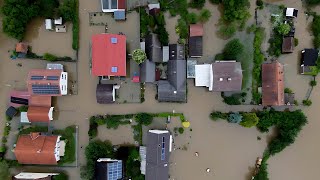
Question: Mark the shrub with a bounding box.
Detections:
[155,26,169,45]
[306,0,320,5]
[223,39,244,60]
[89,117,98,138]
[312,15,320,37]
[189,0,205,9]
[314,35,320,48]
[19,126,48,134]
[0,161,10,180]
[215,53,224,60]
[310,80,317,86]
[218,23,237,39]
[210,111,228,120]
[294,38,299,47]
[135,113,153,126]
[228,113,243,123]
[256,0,264,9]
[132,49,147,64]
[43,53,58,61]
[198,9,212,23]
[284,88,293,94]
[268,32,282,57]
[178,127,184,134]
[221,93,242,105]
[176,18,189,39]
[246,24,257,34]
[221,0,250,23]
[105,115,130,129]
[140,8,149,38]
[52,172,68,180]
[6,115,12,121]
[276,23,290,35]
[302,99,312,106]
[186,12,198,24]
[0,146,6,153]
[4,126,11,136]
[209,0,221,4]
[18,105,28,112]
[240,113,259,128]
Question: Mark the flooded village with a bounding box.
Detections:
[0,0,320,180]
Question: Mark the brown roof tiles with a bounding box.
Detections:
[14,133,58,165]
[262,61,285,106]
[27,106,53,122]
[189,24,203,37]
[16,43,28,53]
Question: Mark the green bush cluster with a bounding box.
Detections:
[256,0,264,9]
[52,172,68,180]
[284,87,293,94]
[210,111,228,121]
[59,0,79,50]
[189,0,205,9]
[1,0,59,40]
[209,0,221,4]
[18,105,28,112]
[140,83,145,103]
[43,53,58,61]
[306,0,320,5]
[178,127,184,134]
[221,92,246,105]
[89,116,98,139]
[239,113,259,128]
[222,39,244,60]
[218,23,237,39]
[312,15,320,48]
[139,8,150,38]
[19,126,48,135]
[302,99,312,106]
[268,31,282,57]
[126,148,144,179]
[135,113,153,126]
[310,80,317,87]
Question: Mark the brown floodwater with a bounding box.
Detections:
[1,0,320,179]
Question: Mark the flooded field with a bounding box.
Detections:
[0,0,320,180]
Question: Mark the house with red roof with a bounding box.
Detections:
[14,133,65,165]
[91,34,127,77]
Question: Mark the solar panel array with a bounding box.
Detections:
[161,137,165,160]
[107,161,123,180]
[47,76,59,80]
[31,76,44,80]
[32,85,60,95]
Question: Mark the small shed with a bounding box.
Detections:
[285,93,295,105]
[45,19,53,30]
[282,37,294,53]
[96,84,116,104]
[55,25,66,33]
[15,42,28,58]
[6,106,18,119]
[285,8,298,18]
[54,17,63,25]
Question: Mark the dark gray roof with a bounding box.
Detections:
[140,60,156,83]
[145,33,163,62]
[95,160,123,180]
[212,62,243,92]
[6,106,17,118]
[146,130,170,180]
[169,44,185,60]
[301,49,319,66]
[189,36,203,57]
[96,84,114,104]
[157,60,186,102]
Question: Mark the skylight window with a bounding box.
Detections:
[111,37,117,44]
[111,66,118,73]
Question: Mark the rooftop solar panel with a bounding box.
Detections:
[32,85,60,94]
[47,76,59,80]
[107,161,123,180]
[31,76,45,80]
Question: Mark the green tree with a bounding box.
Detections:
[186,12,198,24]
[209,0,221,4]
[277,23,290,35]
[314,35,320,48]
[310,80,317,87]
[0,161,10,180]
[176,18,188,39]
[240,113,259,128]
[43,53,58,61]
[221,0,250,23]
[228,113,243,123]
[59,0,77,21]
[198,9,212,23]
[135,113,153,126]
[178,127,184,134]
[189,0,206,9]
[223,39,244,59]
[132,49,147,64]
[155,26,169,45]
[218,23,237,39]
[306,0,320,5]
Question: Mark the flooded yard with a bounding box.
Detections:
[24,18,76,59]
[0,0,320,180]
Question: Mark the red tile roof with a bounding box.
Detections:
[16,43,28,53]
[118,0,126,9]
[92,34,126,76]
[27,106,52,122]
[29,95,52,107]
[189,24,203,37]
[27,69,63,96]
[14,133,58,165]
[262,61,284,106]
